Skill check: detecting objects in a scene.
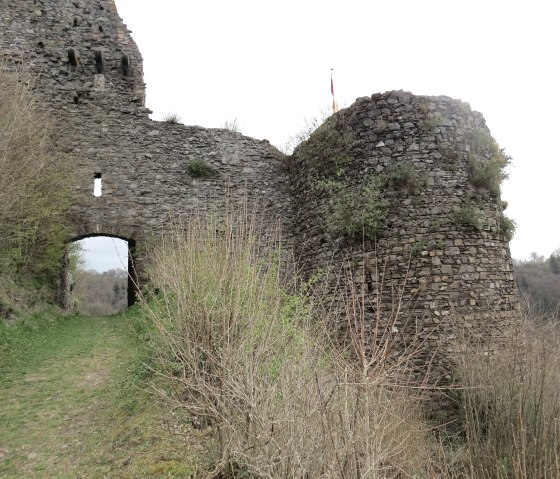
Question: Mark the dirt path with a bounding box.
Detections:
[0,314,199,478]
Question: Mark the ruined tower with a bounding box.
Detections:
[291,92,518,387]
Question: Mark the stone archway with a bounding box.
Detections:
[59,233,139,310]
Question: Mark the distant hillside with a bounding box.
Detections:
[514,251,560,318]
[73,269,128,316]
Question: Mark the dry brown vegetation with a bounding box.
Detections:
[139,205,560,478]
[142,207,434,478]
[454,316,560,478]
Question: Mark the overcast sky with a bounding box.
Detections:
[83,0,560,270]
[79,236,128,272]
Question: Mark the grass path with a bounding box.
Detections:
[0,313,200,478]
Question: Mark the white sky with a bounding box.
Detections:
[79,237,128,272]
[84,0,559,270]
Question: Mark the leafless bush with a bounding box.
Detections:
[142,204,435,478]
[456,312,560,478]
[162,112,182,124]
[221,118,242,133]
[280,107,332,155]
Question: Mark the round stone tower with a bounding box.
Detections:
[290,91,519,379]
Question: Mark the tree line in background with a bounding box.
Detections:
[73,268,128,316]
[70,251,560,320]
[514,249,560,318]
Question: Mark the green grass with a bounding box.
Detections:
[0,310,202,478]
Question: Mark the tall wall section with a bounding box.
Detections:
[0,0,292,258]
[290,91,518,377]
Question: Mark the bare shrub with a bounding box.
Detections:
[221,118,242,133]
[280,107,332,155]
[142,204,435,478]
[162,113,182,124]
[0,67,73,280]
[456,314,560,478]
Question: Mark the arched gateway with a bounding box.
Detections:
[1,0,519,381]
[67,233,137,308]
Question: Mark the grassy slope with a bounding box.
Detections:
[0,312,202,478]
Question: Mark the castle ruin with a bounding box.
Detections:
[1,0,519,381]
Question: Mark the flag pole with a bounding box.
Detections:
[331,68,338,113]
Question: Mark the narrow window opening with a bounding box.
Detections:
[68,48,78,66]
[73,17,79,27]
[94,50,104,74]
[93,173,102,197]
[121,53,131,76]
[98,25,103,32]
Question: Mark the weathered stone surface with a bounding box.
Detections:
[290,90,519,375]
[1,0,519,381]
[0,0,291,252]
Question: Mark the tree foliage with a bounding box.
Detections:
[514,250,560,318]
[73,268,128,316]
[0,68,73,281]
[549,249,560,275]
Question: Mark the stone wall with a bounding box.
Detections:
[0,0,145,109]
[291,91,518,378]
[0,0,292,288]
[1,1,519,378]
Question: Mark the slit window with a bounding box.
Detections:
[68,48,78,66]
[121,53,131,76]
[94,50,104,74]
[93,173,102,197]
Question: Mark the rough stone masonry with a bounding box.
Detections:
[1,0,519,381]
